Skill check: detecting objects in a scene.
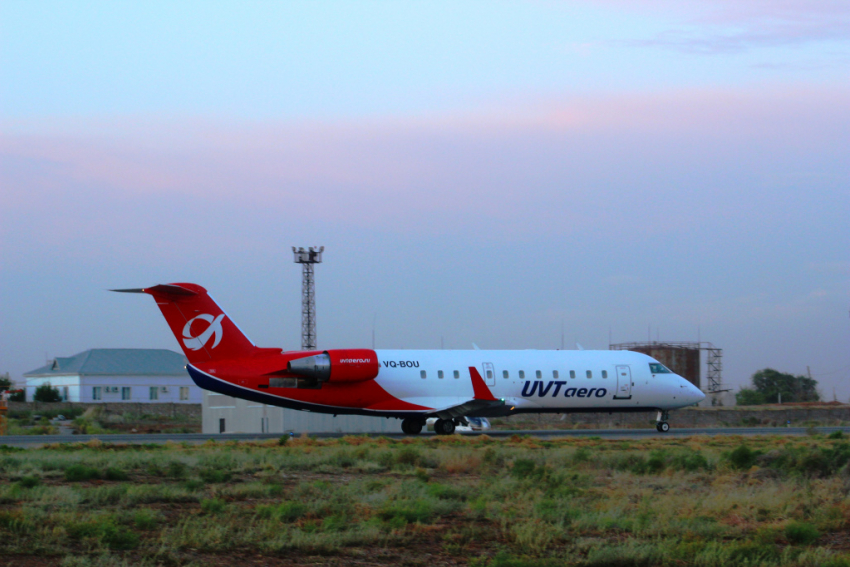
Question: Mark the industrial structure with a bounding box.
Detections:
[609,341,730,405]
[292,246,323,350]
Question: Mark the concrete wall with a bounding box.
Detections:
[502,405,850,429]
[6,401,201,419]
[202,391,399,434]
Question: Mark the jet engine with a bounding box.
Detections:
[287,349,379,383]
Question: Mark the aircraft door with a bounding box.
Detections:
[614,365,632,399]
[482,362,496,387]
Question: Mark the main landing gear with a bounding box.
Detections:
[401,418,424,435]
[656,410,670,433]
[433,418,456,436]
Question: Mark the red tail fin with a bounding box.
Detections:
[115,283,257,364]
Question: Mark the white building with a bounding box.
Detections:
[23,349,200,404]
[203,391,398,434]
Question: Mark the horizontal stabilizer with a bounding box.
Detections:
[110,284,198,297]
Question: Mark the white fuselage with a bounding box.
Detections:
[372,349,704,414]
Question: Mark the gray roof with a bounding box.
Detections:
[24,349,188,377]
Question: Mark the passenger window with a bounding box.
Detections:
[602,370,608,379]
[570,370,576,379]
[438,370,444,379]
[420,370,427,379]
[503,370,509,379]
[519,370,525,379]
[486,369,493,379]
[586,370,592,378]
[453,370,460,379]
[553,370,559,379]
[536,370,542,379]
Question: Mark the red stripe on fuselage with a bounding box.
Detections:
[195,355,430,412]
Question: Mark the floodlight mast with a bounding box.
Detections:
[292,246,324,351]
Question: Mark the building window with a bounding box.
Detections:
[602,370,608,379]
[570,370,576,379]
[149,387,158,400]
[586,370,592,379]
[62,386,69,401]
[420,370,427,379]
[92,387,102,401]
[219,418,225,434]
[122,387,131,400]
[519,370,525,379]
[438,370,444,379]
[453,370,460,379]
[503,370,509,379]
[553,370,559,379]
[179,387,189,400]
[536,370,542,379]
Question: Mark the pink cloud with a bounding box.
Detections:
[1,84,847,263]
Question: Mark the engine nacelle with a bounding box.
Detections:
[287,349,379,383]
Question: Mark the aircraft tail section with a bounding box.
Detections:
[113,283,257,364]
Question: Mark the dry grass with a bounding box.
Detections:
[3,433,850,566]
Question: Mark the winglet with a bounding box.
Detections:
[468,367,497,401]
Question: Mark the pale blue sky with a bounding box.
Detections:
[1,1,849,399]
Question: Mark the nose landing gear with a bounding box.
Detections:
[656,410,670,433]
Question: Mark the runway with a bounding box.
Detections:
[3,426,850,447]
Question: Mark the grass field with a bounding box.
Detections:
[3,433,850,566]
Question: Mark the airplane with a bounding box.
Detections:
[114,283,705,434]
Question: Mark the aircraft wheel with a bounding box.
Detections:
[402,418,423,435]
[435,418,455,435]
[656,422,670,433]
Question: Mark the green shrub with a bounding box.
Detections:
[133,509,160,530]
[726,541,778,563]
[379,499,434,525]
[104,467,128,481]
[276,501,307,522]
[511,458,539,479]
[322,513,351,532]
[426,483,466,501]
[184,478,204,491]
[17,475,41,488]
[785,521,820,545]
[573,447,591,463]
[828,431,845,440]
[727,445,757,470]
[167,460,187,478]
[395,446,422,467]
[670,450,710,472]
[65,464,101,481]
[200,498,226,514]
[199,468,231,483]
[67,517,139,550]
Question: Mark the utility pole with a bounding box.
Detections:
[292,246,324,351]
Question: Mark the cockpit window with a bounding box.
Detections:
[649,363,672,374]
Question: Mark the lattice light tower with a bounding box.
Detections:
[292,246,324,351]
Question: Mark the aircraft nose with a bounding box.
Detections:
[685,379,705,404]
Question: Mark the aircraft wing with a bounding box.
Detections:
[393,366,505,419]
